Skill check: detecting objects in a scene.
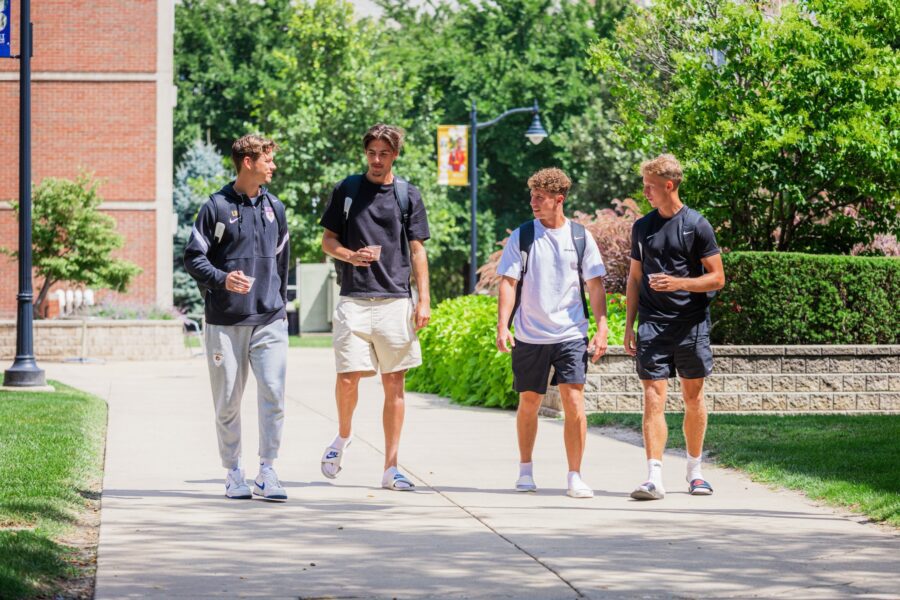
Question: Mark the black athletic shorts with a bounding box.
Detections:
[511,337,588,394]
[636,318,713,380]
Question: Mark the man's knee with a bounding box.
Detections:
[337,372,362,390]
[518,393,542,413]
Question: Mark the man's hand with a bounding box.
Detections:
[225,270,251,294]
[346,248,375,267]
[588,325,608,363]
[496,325,515,353]
[414,301,431,331]
[624,327,637,357]
[648,274,684,292]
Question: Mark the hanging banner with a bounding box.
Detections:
[437,125,468,186]
[0,0,10,59]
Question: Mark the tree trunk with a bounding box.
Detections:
[33,279,55,320]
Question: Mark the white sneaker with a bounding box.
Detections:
[630,480,665,500]
[253,467,287,501]
[566,482,594,499]
[225,469,251,499]
[516,474,537,492]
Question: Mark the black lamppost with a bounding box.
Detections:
[4,0,46,387]
[468,99,548,294]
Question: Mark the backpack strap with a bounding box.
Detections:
[508,220,535,329]
[339,174,365,242]
[571,221,590,320]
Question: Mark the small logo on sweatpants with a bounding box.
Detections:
[213,352,224,367]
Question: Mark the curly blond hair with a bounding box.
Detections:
[527,168,571,196]
[231,134,279,173]
[640,154,683,188]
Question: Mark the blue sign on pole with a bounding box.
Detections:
[0,0,10,58]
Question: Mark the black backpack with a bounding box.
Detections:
[334,174,411,286]
[508,220,590,329]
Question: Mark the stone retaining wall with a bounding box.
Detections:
[0,320,191,361]
[543,346,900,413]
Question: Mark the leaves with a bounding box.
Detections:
[590,0,900,253]
[3,174,142,317]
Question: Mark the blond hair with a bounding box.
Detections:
[640,154,683,188]
[527,168,571,196]
[231,134,278,173]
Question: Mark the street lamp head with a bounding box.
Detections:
[525,112,548,145]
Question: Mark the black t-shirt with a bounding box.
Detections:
[320,176,430,297]
[630,206,720,323]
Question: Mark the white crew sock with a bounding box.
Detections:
[519,462,534,478]
[331,434,352,450]
[383,466,412,489]
[647,459,664,489]
[259,457,274,470]
[686,453,703,482]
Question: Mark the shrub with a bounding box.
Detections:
[712,252,900,345]
[476,199,642,295]
[407,293,628,409]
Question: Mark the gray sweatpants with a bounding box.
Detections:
[205,318,288,469]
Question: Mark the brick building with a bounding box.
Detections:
[0,1,175,317]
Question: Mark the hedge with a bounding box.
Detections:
[406,294,627,409]
[712,252,900,345]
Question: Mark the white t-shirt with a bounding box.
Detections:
[498,218,606,344]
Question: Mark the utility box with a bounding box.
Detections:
[298,262,339,333]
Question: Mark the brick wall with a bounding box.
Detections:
[0,82,156,201]
[543,346,900,414]
[0,0,156,73]
[0,0,164,318]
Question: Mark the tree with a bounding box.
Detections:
[174,0,294,165]
[590,0,900,252]
[377,0,636,236]
[4,175,142,318]
[173,141,229,317]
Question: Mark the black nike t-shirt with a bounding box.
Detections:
[320,176,430,297]
[630,206,720,323]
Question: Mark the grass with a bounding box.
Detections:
[0,381,107,599]
[185,334,333,349]
[587,412,900,527]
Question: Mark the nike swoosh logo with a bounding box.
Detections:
[257,482,265,490]
[229,217,240,224]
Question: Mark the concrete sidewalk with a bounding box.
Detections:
[46,348,899,599]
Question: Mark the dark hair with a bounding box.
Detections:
[231,134,278,173]
[363,124,405,154]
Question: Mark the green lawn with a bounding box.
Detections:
[0,382,107,599]
[588,413,900,527]
[289,334,332,348]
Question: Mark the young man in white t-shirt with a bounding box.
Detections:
[495,168,609,498]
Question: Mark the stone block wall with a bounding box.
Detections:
[0,320,191,361]
[543,346,900,413]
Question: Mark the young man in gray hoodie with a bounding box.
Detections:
[184,134,291,501]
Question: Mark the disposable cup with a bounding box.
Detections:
[366,245,382,261]
[245,276,256,290]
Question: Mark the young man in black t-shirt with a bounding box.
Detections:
[318,124,431,491]
[624,154,725,501]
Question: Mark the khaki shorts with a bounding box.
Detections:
[333,297,422,375]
